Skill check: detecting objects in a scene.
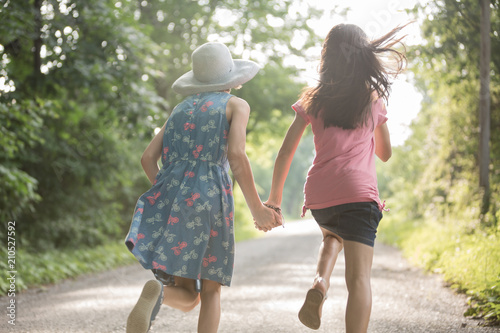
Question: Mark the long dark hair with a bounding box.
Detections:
[300,23,407,129]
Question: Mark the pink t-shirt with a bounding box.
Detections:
[292,98,388,216]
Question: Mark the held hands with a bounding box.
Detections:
[253,202,284,232]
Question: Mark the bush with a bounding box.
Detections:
[379,212,500,325]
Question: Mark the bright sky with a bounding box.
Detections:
[295,0,428,146]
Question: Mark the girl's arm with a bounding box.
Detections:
[141,121,167,184]
[374,99,392,162]
[374,122,392,162]
[266,113,308,207]
[226,96,281,232]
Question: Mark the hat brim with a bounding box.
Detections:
[172,59,260,95]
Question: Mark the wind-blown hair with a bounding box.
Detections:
[300,23,407,129]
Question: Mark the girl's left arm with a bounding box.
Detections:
[141,121,167,184]
[374,122,392,162]
[266,113,308,207]
[374,99,392,162]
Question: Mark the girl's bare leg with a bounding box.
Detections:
[198,279,222,333]
[162,276,200,312]
[343,240,374,333]
[313,228,344,293]
[298,228,344,330]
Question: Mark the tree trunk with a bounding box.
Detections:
[479,0,491,212]
[33,0,42,94]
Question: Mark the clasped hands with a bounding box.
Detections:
[253,201,284,232]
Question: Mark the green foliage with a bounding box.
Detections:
[0,99,49,221]
[0,0,161,252]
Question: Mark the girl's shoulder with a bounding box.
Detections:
[370,92,386,111]
[371,91,381,102]
[226,94,247,106]
[226,95,250,124]
[370,93,388,125]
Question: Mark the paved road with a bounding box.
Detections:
[2,220,499,332]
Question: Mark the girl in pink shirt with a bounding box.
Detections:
[266,24,407,332]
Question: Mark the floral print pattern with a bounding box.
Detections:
[125,92,235,286]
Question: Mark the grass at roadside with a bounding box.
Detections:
[0,240,137,295]
[378,211,500,326]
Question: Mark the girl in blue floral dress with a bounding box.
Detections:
[125,42,282,333]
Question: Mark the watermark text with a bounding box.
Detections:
[6,221,16,326]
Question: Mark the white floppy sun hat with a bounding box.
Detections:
[172,42,260,95]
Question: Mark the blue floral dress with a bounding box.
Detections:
[125,92,235,286]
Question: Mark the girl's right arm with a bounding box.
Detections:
[141,121,167,184]
[266,113,308,207]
